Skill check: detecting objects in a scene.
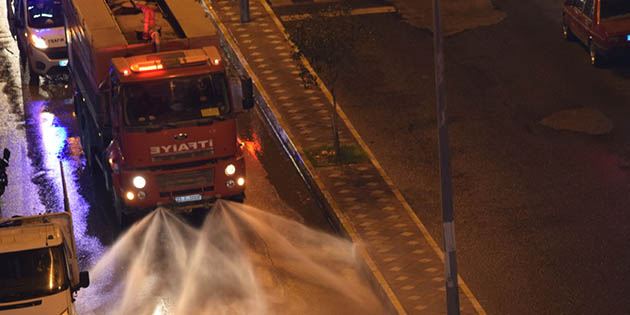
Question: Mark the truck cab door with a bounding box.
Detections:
[568,0,587,43]
[581,0,595,43]
[6,0,16,37]
[574,0,595,44]
[14,0,26,50]
[110,77,122,140]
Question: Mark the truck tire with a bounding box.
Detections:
[229,193,245,203]
[74,95,88,165]
[561,20,574,41]
[75,95,98,170]
[78,111,93,168]
[111,189,130,231]
[28,63,39,85]
[589,41,605,67]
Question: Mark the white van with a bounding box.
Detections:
[0,212,89,315]
[6,0,68,84]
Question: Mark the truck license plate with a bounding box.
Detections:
[174,194,202,203]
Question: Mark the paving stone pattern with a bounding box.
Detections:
[207,0,480,313]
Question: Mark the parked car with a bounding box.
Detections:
[6,0,68,84]
[561,0,630,66]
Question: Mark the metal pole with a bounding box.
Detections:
[239,0,250,23]
[431,0,460,313]
[60,160,70,213]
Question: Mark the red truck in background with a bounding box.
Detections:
[62,0,254,225]
[562,0,630,66]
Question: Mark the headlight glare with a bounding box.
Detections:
[126,191,135,201]
[132,176,146,189]
[225,164,236,176]
[31,34,48,49]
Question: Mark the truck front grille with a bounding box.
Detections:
[151,148,215,162]
[156,168,214,192]
[44,47,68,60]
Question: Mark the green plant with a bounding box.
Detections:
[304,144,370,167]
[285,3,372,162]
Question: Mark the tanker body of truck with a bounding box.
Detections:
[62,0,254,224]
[0,212,89,314]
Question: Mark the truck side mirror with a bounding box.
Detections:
[2,148,10,161]
[98,79,110,93]
[241,78,254,110]
[79,271,90,289]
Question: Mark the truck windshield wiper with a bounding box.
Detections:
[196,117,225,126]
[144,123,178,132]
[144,125,163,132]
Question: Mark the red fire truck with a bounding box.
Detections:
[62,0,253,225]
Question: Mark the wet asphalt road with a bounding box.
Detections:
[0,1,333,277]
[276,0,630,313]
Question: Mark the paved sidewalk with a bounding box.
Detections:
[201,0,484,313]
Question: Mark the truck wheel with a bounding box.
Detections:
[561,21,574,41]
[112,189,130,231]
[17,41,26,68]
[589,42,605,67]
[229,193,245,203]
[81,129,93,169]
[76,103,95,170]
[28,64,39,85]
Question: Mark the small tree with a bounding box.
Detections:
[285,3,369,162]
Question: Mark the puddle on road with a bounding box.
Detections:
[0,5,105,267]
[77,200,384,315]
[34,105,104,265]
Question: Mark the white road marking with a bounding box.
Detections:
[280,6,397,22]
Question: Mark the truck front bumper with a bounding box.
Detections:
[115,158,246,214]
[29,46,68,75]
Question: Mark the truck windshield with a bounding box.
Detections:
[27,0,64,28]
[0,246,69,302]
[601,0,630,21]
[123,73,231,127]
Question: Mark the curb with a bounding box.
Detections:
[200,1,402,313]
[260,2,486,313]
[200,0,485,313]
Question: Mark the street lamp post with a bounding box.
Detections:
[239,0,250,23]
[431,0,461,313]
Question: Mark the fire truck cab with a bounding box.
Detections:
[104,47,250,215]
[64,0,254,225]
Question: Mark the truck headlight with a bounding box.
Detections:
[225,164,236,176]
[30,34,48,49]
[237,177,245,186]
[132,176,146,189]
